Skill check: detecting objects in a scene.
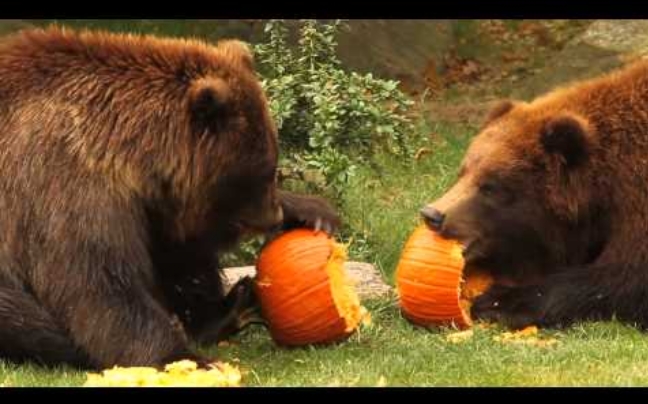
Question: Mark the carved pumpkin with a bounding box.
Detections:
[255,229,369,346]
[395,225,493,329]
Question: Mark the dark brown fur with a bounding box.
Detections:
[422,60,648,330]
[0,27,339,369]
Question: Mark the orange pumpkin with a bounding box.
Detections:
[255,229,370,346]
[395,224,494,329]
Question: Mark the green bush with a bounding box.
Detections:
[222,19,418,267]
[254,19,415,199]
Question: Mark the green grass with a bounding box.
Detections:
[5,300,648,387]
[209,305,648,387]
[341,121,474,281]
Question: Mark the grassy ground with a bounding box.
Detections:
[5,300,648,387]
[199,308,648,387]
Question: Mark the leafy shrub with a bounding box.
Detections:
[221,19,417,266]
[254,19,415,199]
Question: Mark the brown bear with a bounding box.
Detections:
[0,27,339,369]
[421,60,648,330]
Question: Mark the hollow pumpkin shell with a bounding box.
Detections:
[395,225,493,329]
[255,229,369,346]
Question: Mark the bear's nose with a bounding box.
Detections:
[420,206,445,231]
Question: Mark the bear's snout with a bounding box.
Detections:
[420,206,445,231]
[258,204,284,231]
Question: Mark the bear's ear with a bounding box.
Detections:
[540,113,592,168]
[483,100,516,127]
[188,77,231,124]
[217,39,254,71]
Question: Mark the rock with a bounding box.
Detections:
[222,261,393,300]
[252,19,457,95]
[511,46,620,101]
[510,20,648,100]
[578,20,648,56]
[335,20,456,94]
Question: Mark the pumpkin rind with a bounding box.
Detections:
[255,229,367,346]
[395,225,492,329]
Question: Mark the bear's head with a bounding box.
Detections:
[161,39,282,242]
[421,100,608,282]
[4,28,283,246]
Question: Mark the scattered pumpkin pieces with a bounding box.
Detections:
[501,325,539,338]
[359,306,373,327]
[445,329,475,344]
[83,360,242,387]
[493,326,559,347]
[444,324,558,347]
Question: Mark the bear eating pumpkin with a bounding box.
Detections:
[421,60,648,331]
[0,27,340,370]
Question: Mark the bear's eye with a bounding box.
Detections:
[479,182,498,196]
[479,180,515,205]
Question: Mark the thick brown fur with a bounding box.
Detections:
[422,60,648,330]
[0,27,339,369]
